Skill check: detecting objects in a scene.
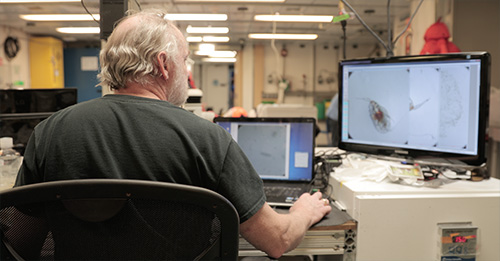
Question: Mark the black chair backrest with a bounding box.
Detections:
[0,179,239,260]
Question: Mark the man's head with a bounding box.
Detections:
[98,9,189,106]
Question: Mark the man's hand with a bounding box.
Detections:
[240,191,332,258]
[289,191,332,227]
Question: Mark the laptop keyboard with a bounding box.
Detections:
[264,186,304,204]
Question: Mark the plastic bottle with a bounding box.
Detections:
[0,137,22,190]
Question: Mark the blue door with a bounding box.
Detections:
[64,48,101,103]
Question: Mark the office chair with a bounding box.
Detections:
[0,179,240,260]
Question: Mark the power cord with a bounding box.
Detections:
[80,0,99,25]
[312,153,344,199]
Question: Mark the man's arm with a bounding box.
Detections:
[239,191,331,258]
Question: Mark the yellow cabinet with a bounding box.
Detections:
[29,37,64,88]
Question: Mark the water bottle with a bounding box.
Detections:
[0,137,22,190]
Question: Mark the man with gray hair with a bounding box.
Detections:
[16,9,331,258]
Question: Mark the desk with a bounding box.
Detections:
[239,204,357,258]
[331,166,500,261]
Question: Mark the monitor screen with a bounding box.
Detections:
[0,88,78,155]
[0,88,77,114]
[338,52,490,165]
[214,117,316,182]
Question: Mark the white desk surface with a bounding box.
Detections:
[327,153,500,261]
[331,172,500,195]
[315,147,500,196]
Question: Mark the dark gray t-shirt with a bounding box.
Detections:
[16,94,265,222]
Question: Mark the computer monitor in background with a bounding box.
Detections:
[338,52,490,165]
[0,88,77,155]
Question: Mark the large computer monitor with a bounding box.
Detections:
[338,52,490,165]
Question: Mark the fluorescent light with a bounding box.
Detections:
[194,51,211,56]
[1,0,79,2]
[186,36,229,43]
[187,36,230,42]
[195,51,237,58]
[202,58,237,63]
[202,36,230,42]
[186,36,203,42]
[20,14,100,21]
[177,0,284,2]
[199,43,215,52]
[165,14,227,21]
[248,33,318,40]
[186,25,229,34]
[254,14,333,23]
[56,27,100,34]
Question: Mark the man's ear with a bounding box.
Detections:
[157,52,169,81]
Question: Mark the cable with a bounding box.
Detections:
[81,0,99,25]
[315,148,346,159]
[341,0,391,55]
[392,0,424,46]
[312,151,345,199]
[386,0,392,56]
[341,20,347,59]
[134,0,142,10]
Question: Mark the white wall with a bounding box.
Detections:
[201,63,230,114]
[315,44,340,94]
[198,41,384,118]
[263,43,315,105]
[260,42,383,107]
[0,26,30,89]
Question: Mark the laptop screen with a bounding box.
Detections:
[214,117,316,182]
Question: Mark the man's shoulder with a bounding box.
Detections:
[52,97,107,117]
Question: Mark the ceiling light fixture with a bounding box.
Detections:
[187,36,230,42]
[165,14,227,21]
[198,43,215,52]
[186,36,203,42]
[202,57,237,63]
[254,14,333,23]
[186,25,229,34]
[248,33,318,40]
[20,14,100,21]
[176,0,284,2]
[56,27,100,34]
[195,51,237,58]
[202,36,230,42]
[1,0,79,3]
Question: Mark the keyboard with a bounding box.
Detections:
[264,185,304,205]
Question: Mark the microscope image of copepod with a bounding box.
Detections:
[368,100,392,133]
[363,97,430,134]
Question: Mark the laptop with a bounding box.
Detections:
[214,117,316,207]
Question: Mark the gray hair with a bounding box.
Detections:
[97,9,184,90]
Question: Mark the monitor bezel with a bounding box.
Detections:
[337,52,491,165]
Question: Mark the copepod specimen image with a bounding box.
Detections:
[368,100,392,133]
[365,98,429,134]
